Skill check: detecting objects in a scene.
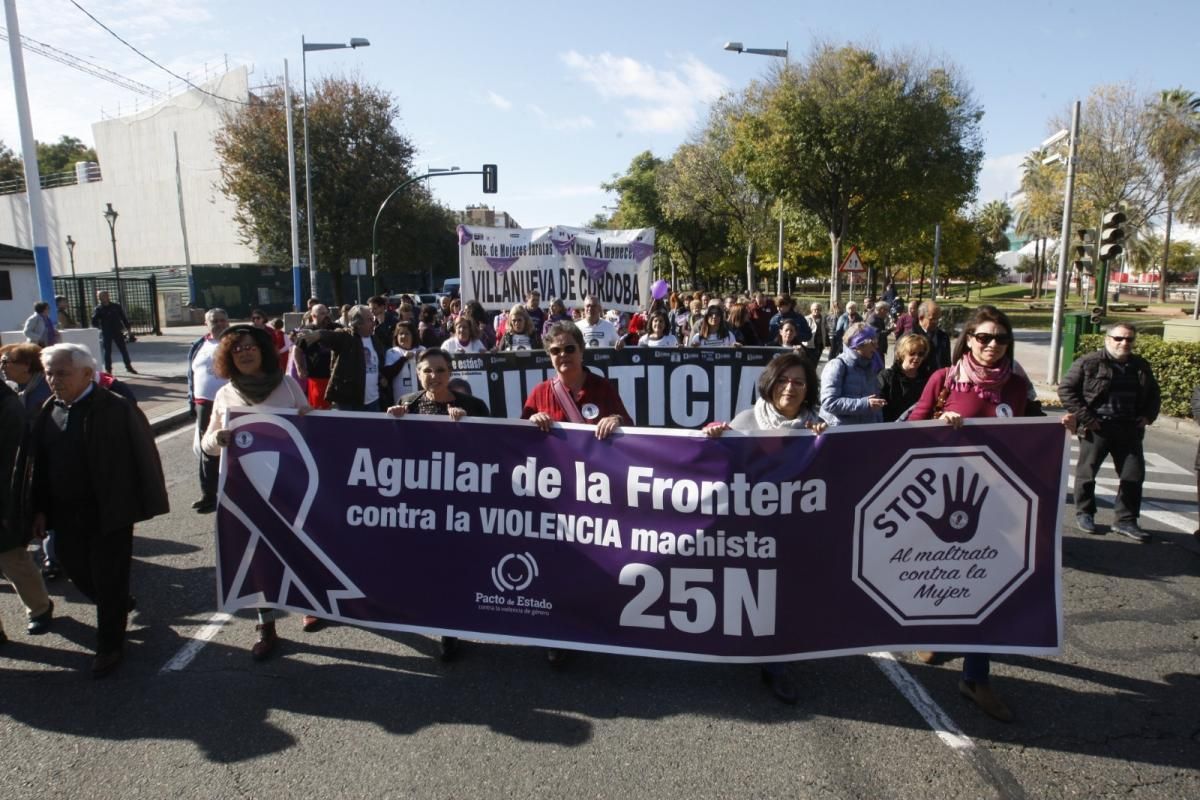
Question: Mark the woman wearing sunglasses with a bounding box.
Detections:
[521,320,633,668]
[908,305,1073,723]
[687,304,737,347]
[201,324,312,661]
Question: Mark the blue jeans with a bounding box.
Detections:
[963,653,991,684]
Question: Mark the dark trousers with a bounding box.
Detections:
[100,331,132,372]
[55,524,133,654]
[196,402,220,501]
[1074,421,1145,524]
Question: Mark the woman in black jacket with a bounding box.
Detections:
[875,333,933,422]
[386,348,490,661]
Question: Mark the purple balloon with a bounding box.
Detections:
[651,279,670,300]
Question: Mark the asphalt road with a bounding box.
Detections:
[1,417,1197,799]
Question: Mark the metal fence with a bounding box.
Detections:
[53,274,161,336]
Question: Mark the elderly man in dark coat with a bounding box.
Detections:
[18,343,168,676]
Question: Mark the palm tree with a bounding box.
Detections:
[977,199,1013,252]
[1146,88,1200,302]
[1015,149,1064,298]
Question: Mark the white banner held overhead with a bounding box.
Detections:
[458,224,655,313]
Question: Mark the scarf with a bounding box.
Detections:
[947,352,1012,404]
[753,396,813,430]
[232,369,284,405]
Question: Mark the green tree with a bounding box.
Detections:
[36,135,97,175]
[1147,88,1200,300]
[603,149,728,290]
[660,94,775,293]
[0,140,22,187]
[730,45,984,306]
[215,75,446,302]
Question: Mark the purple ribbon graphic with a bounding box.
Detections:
[456,225,472,246]
[551,235,576,255]
[485,256,520,274]
[582,257,611,280]
[630,240,654,263]
[217,413,364,615]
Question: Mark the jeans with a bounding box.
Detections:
[963,653,991,684]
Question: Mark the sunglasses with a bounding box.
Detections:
[232,344,260,353]
[1108,335,1135,343]
[548,344,578,356]
[970,332,1012,346]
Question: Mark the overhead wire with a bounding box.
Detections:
[66,0,250,106]
[0,26,164,98]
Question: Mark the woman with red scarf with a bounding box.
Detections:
[909,305,1073,723]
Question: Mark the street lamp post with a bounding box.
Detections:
[65,234,76,278]
[723,40,788,296]
[302,35,369,303]
[103,202,121,301]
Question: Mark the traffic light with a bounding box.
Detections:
[482,163,498,194]
[1099,210,1126,260]
[1074,228,1095,274]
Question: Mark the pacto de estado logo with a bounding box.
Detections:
[852,447,1038,626]
[491,552,539,592]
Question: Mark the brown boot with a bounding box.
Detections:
[251,621,278,661]
[959,679,1013,722]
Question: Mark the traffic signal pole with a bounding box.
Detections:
[1047,100,1082,385]
[370,165,497,294]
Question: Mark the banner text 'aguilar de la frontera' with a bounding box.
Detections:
[216,412,1066,662]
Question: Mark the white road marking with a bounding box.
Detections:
[1067,475,1194,494]
[1068,455,1190,477]
[160,612,233,673]
[869,652,974,751]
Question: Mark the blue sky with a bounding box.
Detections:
[2,0,1197,230]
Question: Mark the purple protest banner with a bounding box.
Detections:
[215,411,1067,662]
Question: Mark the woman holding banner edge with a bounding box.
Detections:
[704,351,825,704]
[201,324,312,661]
[522,320,633,668]
[907,305,1074,722]
[387,348,490,661]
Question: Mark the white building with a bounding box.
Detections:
[0,68,257,276]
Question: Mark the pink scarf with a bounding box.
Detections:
[946,352,1012,404]
[550,377,586,423]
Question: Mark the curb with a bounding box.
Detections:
[149,406,192,436]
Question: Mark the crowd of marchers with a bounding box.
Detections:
[0,284,1175,726]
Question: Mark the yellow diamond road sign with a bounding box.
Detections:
[839,246,866,273]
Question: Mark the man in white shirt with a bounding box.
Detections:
[186,308,230,513]
[575,296,618,348]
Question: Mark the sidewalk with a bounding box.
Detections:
[109,325,205,434]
